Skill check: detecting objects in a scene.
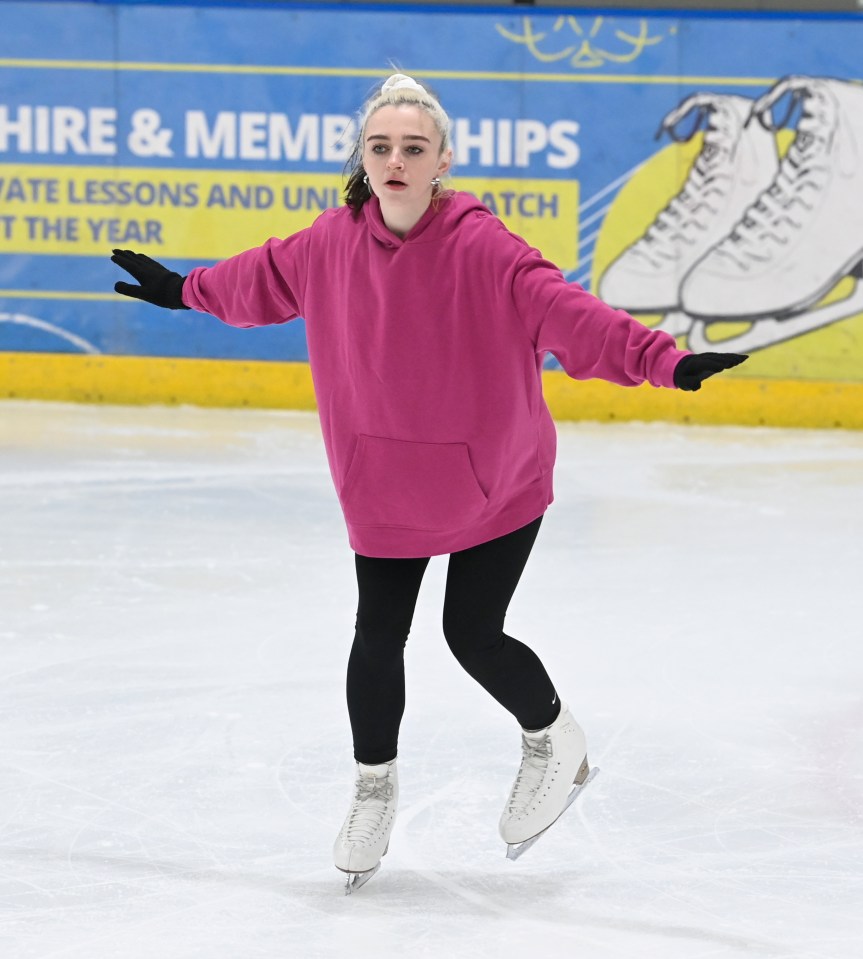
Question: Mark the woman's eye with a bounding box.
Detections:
[369,144,423,156]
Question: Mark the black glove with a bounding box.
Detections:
[111,249,189,310]
[674,352,748,391]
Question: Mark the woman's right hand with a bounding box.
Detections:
[111,249,189,310]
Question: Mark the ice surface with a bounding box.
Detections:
[1,401,861,959]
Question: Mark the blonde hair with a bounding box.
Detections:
[344,73,452,212]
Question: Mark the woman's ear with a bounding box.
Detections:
[438,148,453,178]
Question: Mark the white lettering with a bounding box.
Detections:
[185,111,355,163]
[181,111,580,169]
[34,106,51,153]
[454,117,496,167]
[239,112,268,160]
[268,114,319,161]
[547,120,580,169]
[497,119,513,167]
[185,111,237,159]
[0,105,117,155]
[0,106,32,151]
[322,115,354,162]
[90,108,118,156]
[53,108,89,155]
[514,120,548,168]
[451,117,580,170]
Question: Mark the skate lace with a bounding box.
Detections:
[506,736,553,814]
[343,775,394,844]
[629,94,741,268]
[714,77,835,269]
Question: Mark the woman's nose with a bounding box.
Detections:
[387,150,404,168]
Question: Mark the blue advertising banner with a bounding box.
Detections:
[1,2,862,385]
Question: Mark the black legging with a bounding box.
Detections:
[347,516,559,764]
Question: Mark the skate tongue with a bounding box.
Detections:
[522,727,548,742]
[523,705,566,740]
[358,761,392,779]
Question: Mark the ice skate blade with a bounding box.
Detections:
[342,862,381,895]
[505,766,599,862]
[338,841,388,895]
[660,278,863,354]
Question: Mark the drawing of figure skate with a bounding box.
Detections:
[598,93,778,315]
[679,76,863,352]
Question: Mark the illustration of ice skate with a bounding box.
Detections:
[678,76,863,353]
[598,93,778,313]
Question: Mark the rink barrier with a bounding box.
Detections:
[1,351,861,429]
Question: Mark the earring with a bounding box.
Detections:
[363,174,370,187]
[431,177,441,187]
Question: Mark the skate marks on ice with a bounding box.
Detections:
[361,741,788,959]
[382,769,608,935]
[573,692,863,959]
[597,76,863,355]
[4,406,863,958]
[381,703,789,957]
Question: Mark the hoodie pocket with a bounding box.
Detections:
[340,435,488,531]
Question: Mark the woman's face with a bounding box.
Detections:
[363,104,451,220]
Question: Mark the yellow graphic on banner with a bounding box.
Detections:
[0,164,577,270]
[456,176,578,269]
[0,164,342,260]
[496,16,669,70]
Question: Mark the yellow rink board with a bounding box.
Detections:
[2,352,861,429]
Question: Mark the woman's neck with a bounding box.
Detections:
[379,200,429,239]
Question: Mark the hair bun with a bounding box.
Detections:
[381,73,426,95]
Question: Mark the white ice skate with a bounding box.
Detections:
[598,93,778,313]
[333,759,398,894]
[499,704,598,861]
[677,76,863,349]
[684,263,863,353]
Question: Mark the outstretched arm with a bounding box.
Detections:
[513,247,747,389]
[110,229,311,328]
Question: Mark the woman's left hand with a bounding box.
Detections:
[673,352,748,391]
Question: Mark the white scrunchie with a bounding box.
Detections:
[381,73,427,95]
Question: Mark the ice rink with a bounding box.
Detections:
[2,400,861,959]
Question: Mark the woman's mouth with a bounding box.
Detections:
[384,179,407,191]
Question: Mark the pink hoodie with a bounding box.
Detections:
[183,191,687,558]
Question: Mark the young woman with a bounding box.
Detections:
[111,73,746,887]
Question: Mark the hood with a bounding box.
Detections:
[362,191,492,248]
